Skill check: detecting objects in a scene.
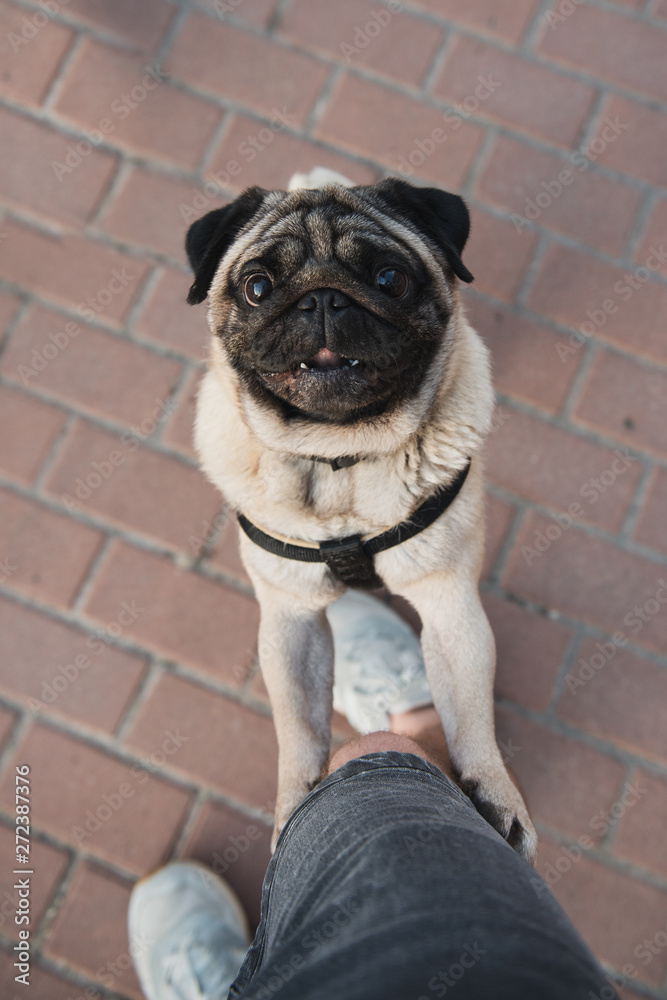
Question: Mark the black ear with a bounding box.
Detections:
[370,179,474,284]
[185,187,266,305]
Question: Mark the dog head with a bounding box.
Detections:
[186,178,473,426]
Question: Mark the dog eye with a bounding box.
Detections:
[375,267,409,299]
[244,274,273,306]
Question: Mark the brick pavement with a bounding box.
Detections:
[0,0,666,996]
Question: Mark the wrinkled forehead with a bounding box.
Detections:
[227,202,419,282]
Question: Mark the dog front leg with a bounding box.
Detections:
[396,572,538,865]
[253,581,335,849]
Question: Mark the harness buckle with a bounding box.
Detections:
[319,534,379,587]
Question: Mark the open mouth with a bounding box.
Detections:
[262,347,366,379]
[297,347,359,371]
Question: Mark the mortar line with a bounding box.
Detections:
[32,411,76,493]
[113,660,166,744]
[40,31,86,111]
[618,459,657,541]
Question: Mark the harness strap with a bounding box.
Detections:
[237,459,472,587]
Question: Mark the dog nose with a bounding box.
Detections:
[296,289,352,312]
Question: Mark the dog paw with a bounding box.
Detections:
[460,775,538,866]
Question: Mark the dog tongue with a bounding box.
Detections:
[308,347,344,369]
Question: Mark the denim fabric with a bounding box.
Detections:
[228,751,616,1000]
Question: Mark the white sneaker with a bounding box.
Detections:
[128,860,250,1000]
[327,590,432,734]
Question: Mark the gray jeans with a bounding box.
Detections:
[229,751,616,1000]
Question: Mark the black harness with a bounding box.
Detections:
[237,458,471,589]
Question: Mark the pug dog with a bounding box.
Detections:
[187,169,538,864]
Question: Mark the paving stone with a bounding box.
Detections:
[43,861,143,998]
[485,404,644,531]
[124,672,278,809]
[434,35,596,148]
[503,512,667,653]
[0,385,66,485]
[167,12,330,125]
[0,107,118,229]
[0,724,192,873]
[2,306,182,428]
[0,596,147,732]
[316,73,484,188]
[0,488,104,608]
[44,418,220,551]
[183,799,272,927]
[54,38,222,169]
[83,541,259,681]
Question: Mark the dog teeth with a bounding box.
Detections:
[348,359,360,366]
[300,362,310,369]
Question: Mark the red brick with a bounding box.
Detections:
[495,706,625,842]
[558,641,667,761]
[463,209,538,302]
[0,953,80,1000]
[45,419,220,550]
[207,112,379,193]
[135,268,209,359]
[0,821,69,941]
[2,306,182,427]
[43,862,143,999]
[162,372,202,462]
[634,467,667,555]
[657,0,667,19]
[54,39,222,169]
[0,385,66,485]
[503,512,667,653]
[58,0,174,52]
[527,242,667,366]
[467,298,580,413]
[0,489,103,608]
[408,0,539,43]
[0,706,16,752]
[183,800,271,927]
[476,135,642,256]
[614,772,667,878]
[537,834,667,987]
[210,512,252,584]
[0,724,192,874]
[0,107,118,229]
[279,0,443,85]
[101,166,204,262]
[589,95,667,188]
[482,491,515,579]
[483,593,573,711]
[0,220,150,323]
[0,2,73,106]
[635,196,667,280]
[125,672,277,809]
[83,541,259,681]
[433,36,596,148]
[537,4,667,104]
[167,13,330,125]
[0,597,147,732]
[196,0,278,25]
[487,405,643,531]
[316,73,484,188]
[573,350,667,459]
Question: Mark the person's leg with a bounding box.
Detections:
[228,734,617,1000]
[130,592,618,1000]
